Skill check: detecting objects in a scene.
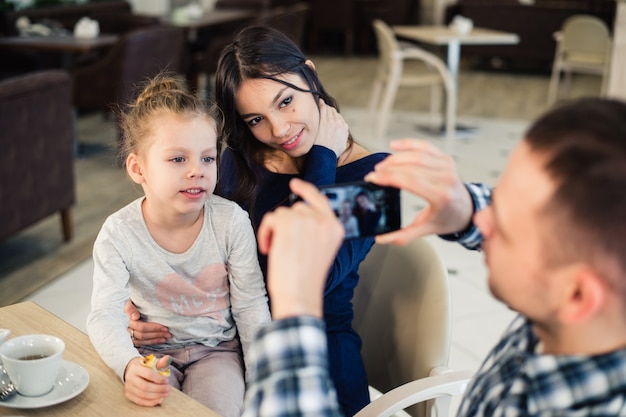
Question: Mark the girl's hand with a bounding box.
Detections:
[314,99,349,158]
[365,139,474,245]
[123,356,171,406]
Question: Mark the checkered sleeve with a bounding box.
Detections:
[243,316,342,417]
[439,182,492,250]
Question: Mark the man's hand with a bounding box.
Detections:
[125,301,172,346]
[257,178,344,320]
[365,139,474,245]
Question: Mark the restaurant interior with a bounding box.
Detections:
[0,0,622,414]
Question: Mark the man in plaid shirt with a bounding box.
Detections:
[244,98,626,416]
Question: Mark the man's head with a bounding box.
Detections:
[475,98,626,347]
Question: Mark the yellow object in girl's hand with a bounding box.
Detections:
[140,354,171,376]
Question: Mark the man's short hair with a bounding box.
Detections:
[524,98,626,290]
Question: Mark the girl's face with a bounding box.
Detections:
[127,112,218,220]
[235,71,320,158]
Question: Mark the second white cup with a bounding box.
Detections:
[0,334,65,397]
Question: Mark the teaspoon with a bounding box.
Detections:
[0,360,15,401]
[0,329,16,401]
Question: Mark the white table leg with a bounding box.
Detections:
[446,39,460,88]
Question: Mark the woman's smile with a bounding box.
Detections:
[280,129,304,151]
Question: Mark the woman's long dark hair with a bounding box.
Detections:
[214,25,353,213]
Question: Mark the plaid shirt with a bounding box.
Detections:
[458,315,626,416]
[243,316,342,417]
[440,182,492,250]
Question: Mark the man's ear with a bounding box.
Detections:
[126,153,144,185]
[305,59,316,72]
[558,265,606,325]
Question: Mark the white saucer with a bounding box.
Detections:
[0,360,89,409]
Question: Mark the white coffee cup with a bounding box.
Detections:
[450,15,473,35]
[0,334,65,397]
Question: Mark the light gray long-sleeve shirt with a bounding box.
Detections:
[87,196,270,380]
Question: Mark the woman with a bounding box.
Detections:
[214,26,389,416]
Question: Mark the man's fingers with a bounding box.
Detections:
[288,178,336,215]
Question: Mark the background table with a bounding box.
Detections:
[0,35,118,69]
[393,26,519,136]
[0,302,220,417]
[393,26,520,89]
[161,8,255,37]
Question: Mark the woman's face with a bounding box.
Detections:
[235,72,320,158]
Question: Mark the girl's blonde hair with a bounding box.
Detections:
[119,72,219,164]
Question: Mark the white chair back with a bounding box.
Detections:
[354,239,468,416]
[547,14,611,106]
[368,20,456,153]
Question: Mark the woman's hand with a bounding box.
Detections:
[123,356,171,406]
[314,99,349,158]
[125,300,172,346]
[365,139,474,245]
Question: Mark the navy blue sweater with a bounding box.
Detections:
[219,145,389,416]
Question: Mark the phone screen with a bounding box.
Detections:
[291,181,401,239]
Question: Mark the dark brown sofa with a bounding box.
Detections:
[446,0,615,71]
[0,70,75,242]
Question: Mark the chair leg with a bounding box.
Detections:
[547,65,561,107]
[368,67,384,132]
[344,30,354,56]
[600,69,609,97]
[377,76,400,143]
[430,84,442,130]
[563,70,572,99]
[61,207,73,242]
[443,82,456,155]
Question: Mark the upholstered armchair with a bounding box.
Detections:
[71,25,186,151]
[72,25,186,116]
[0,70,75,242]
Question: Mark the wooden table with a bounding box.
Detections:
[0,302,220,417]
[0,34,118,54]
[0,34,118,69]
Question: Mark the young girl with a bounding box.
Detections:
[86,73,270,417]
[214,26,389,416]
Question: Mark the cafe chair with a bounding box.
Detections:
[368,19,456,152]
[260,2,310,48]
[72,25,186,135]
[190,2,309,97]
[0,70,75,243]
[308,0,356,56]
[547,14,611,107]
[72,25,186,110]
[353,239,473,417]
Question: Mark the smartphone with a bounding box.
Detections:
[290,181,401,240]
